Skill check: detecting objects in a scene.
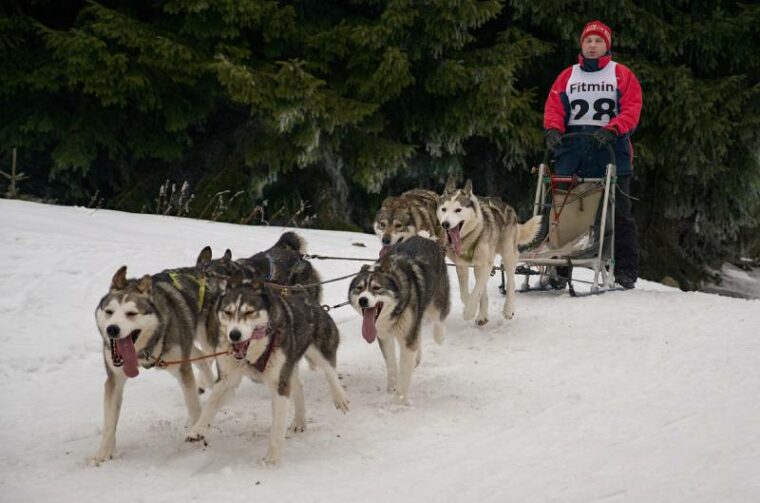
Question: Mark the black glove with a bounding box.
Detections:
[545,129,562,151]
[592,128,616,146]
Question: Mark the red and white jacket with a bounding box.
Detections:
[544,55,642,136]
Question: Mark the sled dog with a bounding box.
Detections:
[91,251,221,465]
[348,236,450,405]
[437,177,542,325]
[374,189,444,255]
[185,275,350,466]
[199,231,322,304]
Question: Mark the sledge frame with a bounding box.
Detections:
[516,132,624,297]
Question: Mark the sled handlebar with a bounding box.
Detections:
[543,132,616,167]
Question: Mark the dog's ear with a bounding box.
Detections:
[228,270,244,289]
[196,246,213,268]
[444,175,457,194]
[360,264,371,273]
[111,266,128,291]
[222,249,232,263]
[136,274,152,294]
[463,179,473,196]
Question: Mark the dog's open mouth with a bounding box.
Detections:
[110,330,141,378]
[446,222,464,256]
[379,245,391,258]
[231,326,268,360]
[361,302,383,344]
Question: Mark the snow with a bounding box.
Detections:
[1,198,759,502]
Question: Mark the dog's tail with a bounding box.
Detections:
[274,231,307,254]
[517,215,544,248]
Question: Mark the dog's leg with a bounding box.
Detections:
[464,264,491,324]
[305,346,350,412]
[377,336,398,393]
[186,362,243,442]
[262,390,289,467]
[191,346,215,394]
[455,265,470,304]
[394,342,418,405]
[289,366,306,433]
[91,370,126,465]
[433,319,446,344]
[502,249,518,320]
[171,362,202,424]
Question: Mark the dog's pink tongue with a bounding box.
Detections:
[117,337,139,378]
[379,246,391,258]
[448,226,462,256]
[361,307,378,344]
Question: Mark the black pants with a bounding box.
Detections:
[613,175,639,278]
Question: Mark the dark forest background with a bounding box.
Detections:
[2,0,759,289]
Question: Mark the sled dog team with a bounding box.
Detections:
[92,177,542,466]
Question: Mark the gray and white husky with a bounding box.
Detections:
[91,251,221,465]
[200,231,322,304]
[348,236,450,405]
[373,189,444,255]
[185,275,350,466]
[437,177,542,325]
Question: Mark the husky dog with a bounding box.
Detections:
[374,189,444,256]
[186,275,350,466]
[437,177,542,325]
[348,236,449,405]
[199,231,322,304]
[91,250,221,465]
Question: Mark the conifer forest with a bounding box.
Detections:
[2,1,759,288]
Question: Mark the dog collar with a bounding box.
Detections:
[250,328,277,373]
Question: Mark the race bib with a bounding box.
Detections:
[566,61,618,127]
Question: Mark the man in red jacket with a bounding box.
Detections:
[543,20,642,289]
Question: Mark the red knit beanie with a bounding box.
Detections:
[580,20,612,51]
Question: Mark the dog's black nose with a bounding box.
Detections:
[229,329,242,342]
[106,325,120,338]
[358,297,369,308]
[441,221,450,230]
[382,236,391,245]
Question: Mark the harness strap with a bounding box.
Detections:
[251,334,277,373]
[167,271,206,310]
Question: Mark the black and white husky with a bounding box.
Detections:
[186,275,350,466]
[91,252,221,465]
[437,177,542,325]
[348,236,450,405]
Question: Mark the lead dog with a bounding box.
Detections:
[186,275,350,466]
[91,251,220,465]
[348,236,450,405]
[437,177,542,325]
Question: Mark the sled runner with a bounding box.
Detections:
[512,132,624,297]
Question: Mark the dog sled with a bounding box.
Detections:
[511,132,624,297]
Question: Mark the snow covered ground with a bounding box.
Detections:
[1,199,759,503]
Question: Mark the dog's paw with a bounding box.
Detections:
[88,452,111,466]
[476,317,489,326]
[393,392,410,406]
[185,428,208,444]
[197,387,205,395]
[462,302,478,321]
[334,393,350,413]
[503,310,514,320]
[260,453,281,468]
[386,381,397,394]
[288,420,306,433]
